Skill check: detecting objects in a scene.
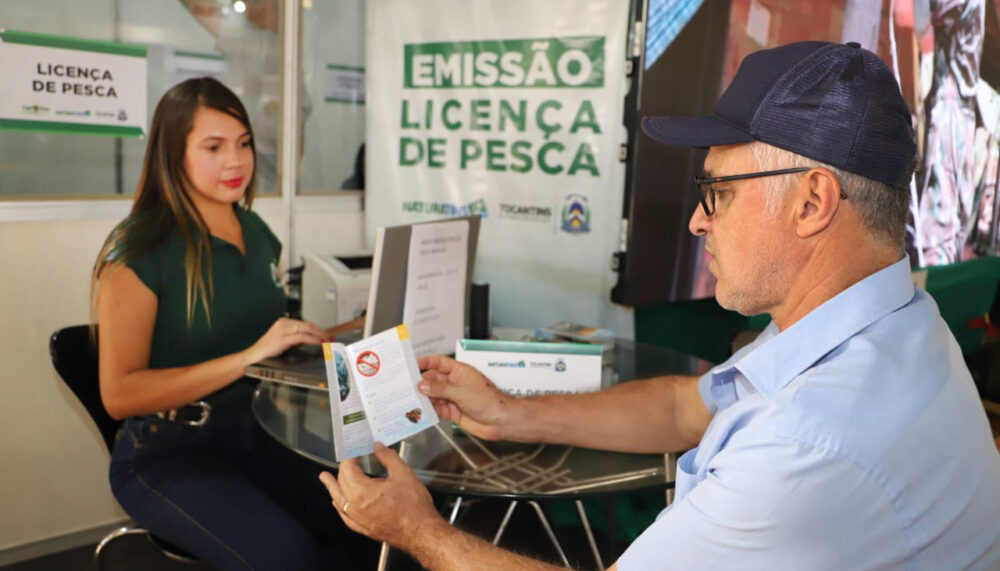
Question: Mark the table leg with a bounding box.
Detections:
[575,499,604,570]
[376,440,410,571]
[376,542,390,571]
[447,496,464,525]
[605,496,617,567]
[492,500,519,545]
[287,390,306,448]
[665,452,676,505]
[528,501,570,568]
[378,496,460,571]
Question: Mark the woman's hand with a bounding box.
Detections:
[241,317,327,365]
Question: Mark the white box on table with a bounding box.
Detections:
[455,339,602,397]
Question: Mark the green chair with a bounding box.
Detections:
[925,257,1000,401]
[915,256,1000,355]
[635,297,751,365]
[634,256,1000,364]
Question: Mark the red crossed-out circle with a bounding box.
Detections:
[355,351,381,377]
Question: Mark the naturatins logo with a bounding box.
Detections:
[404,36,604,89]
[561,193,591,233]
[22,104,50,115]
[402,198,488,217]
[54,109,91,117]
[487,360,526,368]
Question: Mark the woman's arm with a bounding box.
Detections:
[97,264,325,419]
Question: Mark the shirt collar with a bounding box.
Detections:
[721,256,915,398]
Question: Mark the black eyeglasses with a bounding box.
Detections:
[694,167,836,216]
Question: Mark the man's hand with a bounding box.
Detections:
[318,442,447,551]
[417,354,517,441]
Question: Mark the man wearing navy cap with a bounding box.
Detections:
[319,42,1000,570]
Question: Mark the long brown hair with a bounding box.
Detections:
[91,77,257,326]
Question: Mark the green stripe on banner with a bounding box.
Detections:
[327,64,365,72]
[324,98,365,105]
[173,50,223,60]
[0,29,146,58]
[0,118,143,137]
[458,339,601,355]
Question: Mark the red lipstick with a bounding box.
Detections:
[222,177,244,188]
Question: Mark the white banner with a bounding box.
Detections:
[366,0,631,332]
[0,29,147,138]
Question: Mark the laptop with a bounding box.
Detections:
[244,329,363,391]
[246,214,480,390]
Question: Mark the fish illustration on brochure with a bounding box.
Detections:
[323,324,439,461]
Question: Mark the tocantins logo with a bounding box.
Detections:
[560,193,590,233]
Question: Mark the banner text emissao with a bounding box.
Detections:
[399,36,606,177]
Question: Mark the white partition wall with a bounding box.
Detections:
[0,0,367,562]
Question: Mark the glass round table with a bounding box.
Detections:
[251,338,711,569]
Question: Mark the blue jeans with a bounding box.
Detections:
[109,408,373,570]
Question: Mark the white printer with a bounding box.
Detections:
[301,253,372,327]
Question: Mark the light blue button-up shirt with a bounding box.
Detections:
[618,258,1000,570]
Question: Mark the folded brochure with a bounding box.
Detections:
[323,325,439,461]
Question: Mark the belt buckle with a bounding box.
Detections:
[183,401,211,427]
[158,401,212,427]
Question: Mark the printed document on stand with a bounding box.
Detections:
[402,219,469,356]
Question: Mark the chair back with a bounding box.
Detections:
[918,256,1000,354]
[50,325,119,450]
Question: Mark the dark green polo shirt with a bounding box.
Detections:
[127,207,286,406]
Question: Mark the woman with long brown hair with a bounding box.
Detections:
[92,77,368,569]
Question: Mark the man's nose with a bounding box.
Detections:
[689,205,710,236]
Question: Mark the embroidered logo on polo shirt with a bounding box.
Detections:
[269,261,283,289]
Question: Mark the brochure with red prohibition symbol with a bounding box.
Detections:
[323,325,439,461]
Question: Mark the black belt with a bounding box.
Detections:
[152,398,247,427]
[154,401,212,426]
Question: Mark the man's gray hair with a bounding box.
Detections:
[748,141,909,251]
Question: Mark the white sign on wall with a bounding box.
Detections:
[366,0,631,331]
[325,64,365,104]
[0,29,147,137]
[171,50,225,88]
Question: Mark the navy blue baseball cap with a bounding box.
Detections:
[642,41,917,190]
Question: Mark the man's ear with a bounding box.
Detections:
[793,167,841,238]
